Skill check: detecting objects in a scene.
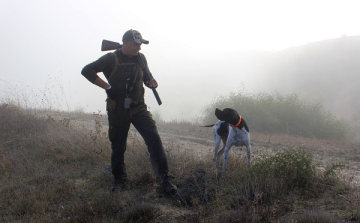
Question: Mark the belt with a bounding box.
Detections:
[115,97,144,108]
[130,98,144,108]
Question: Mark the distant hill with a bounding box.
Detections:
[254,35,360,122]
[142,35,360,123]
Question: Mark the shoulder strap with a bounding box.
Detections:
[108,52,119,82]
[108,52,136,82]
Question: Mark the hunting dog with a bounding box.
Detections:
[204,108,251,173]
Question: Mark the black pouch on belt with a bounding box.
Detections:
[106,98,117,111]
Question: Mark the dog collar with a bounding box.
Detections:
[230,115,242,128]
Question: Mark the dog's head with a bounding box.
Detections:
[215,108,240,125]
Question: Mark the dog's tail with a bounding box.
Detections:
[201,124,215,127]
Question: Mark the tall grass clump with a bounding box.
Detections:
[224,148,315,203]
[246,148,314,193]
[201,91,346,140]
[0,103,113,222]
[214,148,343,222]
[0,102,182,222]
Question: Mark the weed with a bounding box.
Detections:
[119,200,159,222]
[324,162,346,178]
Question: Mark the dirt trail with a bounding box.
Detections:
[156,126,360,186]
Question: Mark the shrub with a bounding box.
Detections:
[225,148,315,207]
[201,91,346,140]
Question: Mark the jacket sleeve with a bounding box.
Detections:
[81,53,114,83]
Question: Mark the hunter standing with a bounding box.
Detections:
[81,29,177,195]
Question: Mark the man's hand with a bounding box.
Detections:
[145,79,158,88]
[106,86,116,99]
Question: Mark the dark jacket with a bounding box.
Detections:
[81,50,154,102]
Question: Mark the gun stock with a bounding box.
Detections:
[101,39,122,51]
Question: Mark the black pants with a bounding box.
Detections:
[108,103,170,182]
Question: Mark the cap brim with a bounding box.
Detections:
[134,39,149,44]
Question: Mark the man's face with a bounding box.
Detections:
[122,41,141,57]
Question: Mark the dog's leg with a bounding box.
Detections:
[222,143,233,174]
[212,135,221,170]
[216,145,225,166]
[246,133,251,166]
[222,129,236,173]
[216,135,227,166]
[246,144,251,166]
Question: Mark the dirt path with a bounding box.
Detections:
[156,126,360,186]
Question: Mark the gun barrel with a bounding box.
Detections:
[137,54,162,105]
[101,40,122,51]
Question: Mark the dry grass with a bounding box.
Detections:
[1,103,360,222]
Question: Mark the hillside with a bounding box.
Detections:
[151,35,360,125]
[255,35,360,121]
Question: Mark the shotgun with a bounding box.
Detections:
[101,39,162,105]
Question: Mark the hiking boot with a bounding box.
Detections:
[110,179,127,193]
[162,181,178,195]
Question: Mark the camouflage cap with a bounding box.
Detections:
[122,29,149,44]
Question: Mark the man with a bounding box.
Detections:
[81,29,177,195]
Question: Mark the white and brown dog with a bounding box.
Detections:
[204,108,251,173]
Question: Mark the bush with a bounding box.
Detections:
[201,91,346,140]
[251,148,315,191]
[225,148,315,207]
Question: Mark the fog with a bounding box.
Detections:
[1,0,360,121]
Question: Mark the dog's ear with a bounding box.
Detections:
[215,108,225,121]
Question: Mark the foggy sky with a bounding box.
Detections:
[1,0,360,121]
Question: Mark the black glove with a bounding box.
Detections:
[105,86,116,99]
